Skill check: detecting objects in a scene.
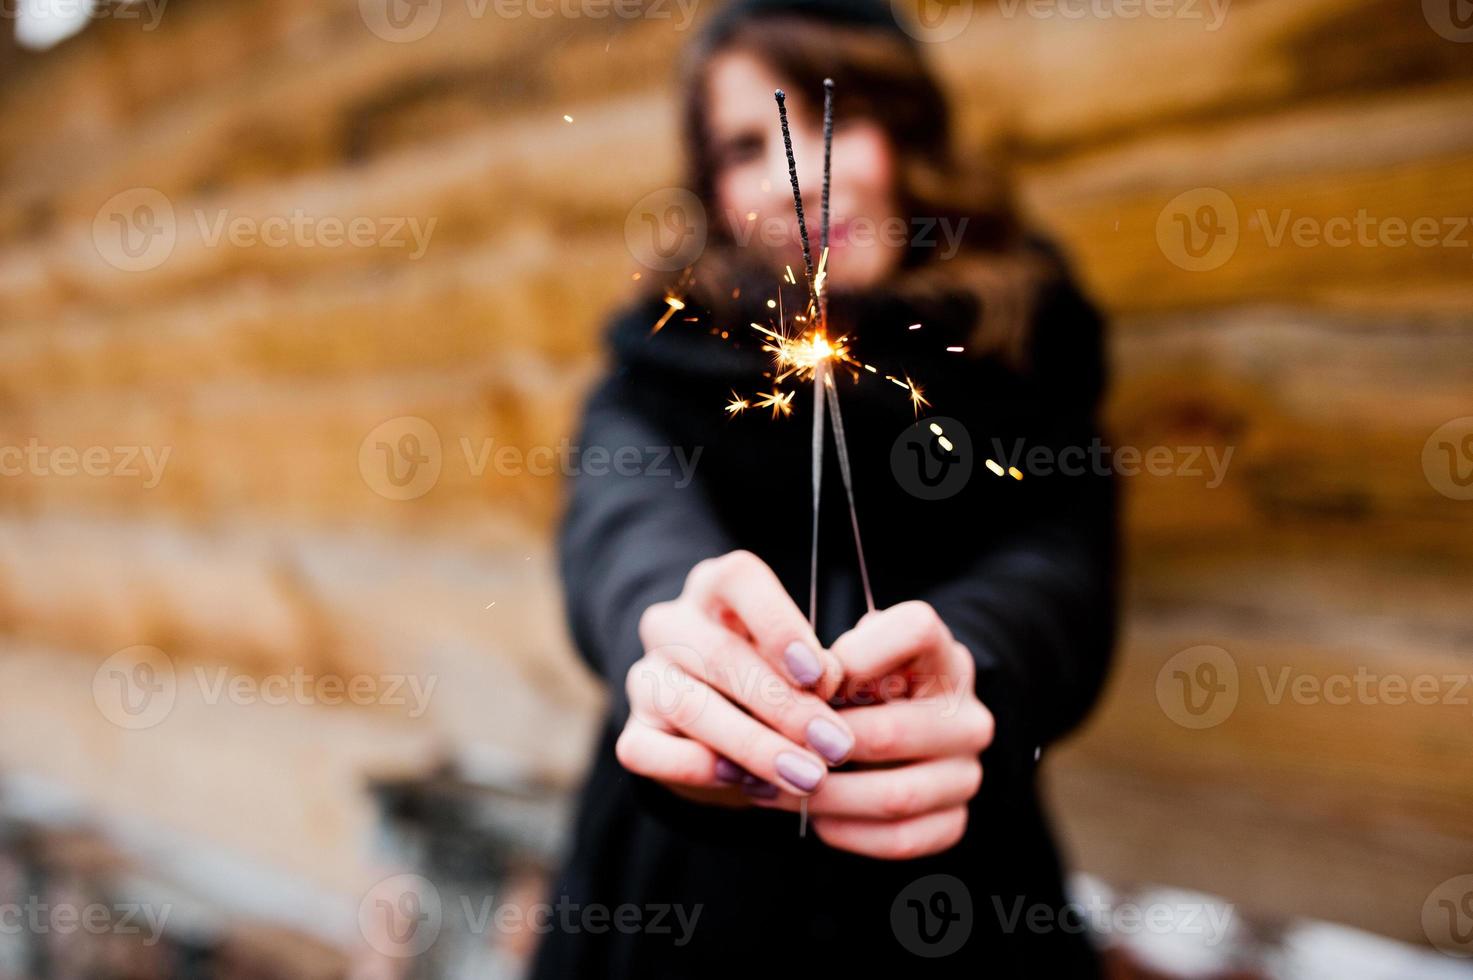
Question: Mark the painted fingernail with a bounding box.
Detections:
[740,779,779,799]
[783,641,822,686]
[714,757,745,783]
[775,752,824,792]
[805,717,853,764]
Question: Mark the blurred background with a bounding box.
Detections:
[0,0,1471,977]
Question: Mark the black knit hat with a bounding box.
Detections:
[699,0,913,49]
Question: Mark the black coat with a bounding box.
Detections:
[533,260,1118,978]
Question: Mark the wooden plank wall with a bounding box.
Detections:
[0,0,1468,949]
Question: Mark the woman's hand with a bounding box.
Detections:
[616,550,857,801]
[745,601,994,860]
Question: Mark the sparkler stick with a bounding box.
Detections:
[812,77,874,615]
[814,79,875,614]
[820,78,834,292]
[776,88,823,840]
[774,90,817,300]
[824,376,876,614]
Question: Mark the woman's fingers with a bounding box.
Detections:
[613,725,771,808]
[614,716,722,786]
[831,600,973,694]
[810,806,970,861]
[745,756,983,819]
[612,718,781,804]
[840,696,994,763]
[683,550,842,698]
[626,658,830,796]
[638,599,856,765]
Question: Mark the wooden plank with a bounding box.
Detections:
[1044,758,1469,945]
[1106,309,1473,538]
[0,516,604,751]
[0,235,624,397]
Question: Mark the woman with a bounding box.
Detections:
[534,0,1117,975]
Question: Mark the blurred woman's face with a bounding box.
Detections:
[706,50,905,291]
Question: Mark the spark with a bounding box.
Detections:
[755,389,795,419]
[909,323,923,330]
[651,294,686,334]
[750,320,853,386]
[725,392,750,415]
[563,114,574,123]
[946,346,965,353]
[906,375,930,416]
[986,459,1005,477]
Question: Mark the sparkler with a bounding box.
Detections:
[648,79,950,836]
[775,80,881,838]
